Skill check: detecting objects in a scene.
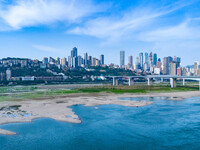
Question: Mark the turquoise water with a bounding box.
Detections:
[1,97,200,150]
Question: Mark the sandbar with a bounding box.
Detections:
[0,91,200,135]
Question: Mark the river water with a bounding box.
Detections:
[1,97,200,150]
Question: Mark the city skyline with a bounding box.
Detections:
[0,0,200,66]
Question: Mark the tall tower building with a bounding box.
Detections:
[88,56,92,66]
[70,47,78,68]
[84,53,88,66]
[149,52,153,65]
[139,52,143,69]
[163,56,172,75]
[128,56,133,67]
[100,55,104,65]
[61,57,67,66]
[68,56,72,67]
[176,57,181,67]
[43,57,48,65]
[120,51,125,68]
[144,52,149,70]
[156,58,162,69]
[71,47,77,58]
[153,53,157,66]
[77,56,83,67]
[194,61,199,76]
[170,62,177,75]
[55,57,60,65]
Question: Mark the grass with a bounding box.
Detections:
[0,85,199,102]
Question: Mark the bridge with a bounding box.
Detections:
[105,75,200,88]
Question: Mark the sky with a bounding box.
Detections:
[0,0,200,66]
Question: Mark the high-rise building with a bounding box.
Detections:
[55,57,60,65]
[120,51,125,68]
[71,47,77,58]
[139,52,143,69]
[77,56,83,67]
[49,57,55,64]
[68,56,72,67]
[153,53,157,66]
[43,57,48,65]
[84,53,88,66]
[136,56,140,70]
[163,56,172,75]
[156,58,162,69]
[88,56,92,66]
[176,57,181,68]
[72,57,78,68]
[128,56,133,67]
[96,59,100,66]
[173,56,177,62]
[149,52,153,64]
[6,68,11,81]
[70,47,78,68]
[170,62,177,75]
[100,55,104,65]
[61,57,67,66]
[194,61,199,76]
[92,57,96,66]
[177,67,182,76]
[144,52,149,71]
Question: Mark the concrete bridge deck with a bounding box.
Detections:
[105,75,200,88]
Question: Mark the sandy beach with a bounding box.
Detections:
[0,91,200,135]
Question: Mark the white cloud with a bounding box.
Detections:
[139,20,200,42]
[33,44,65,54]
[68,1,194,43]
[0,0,104,29]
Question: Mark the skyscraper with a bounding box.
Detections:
[194,61,199,76]
[43,57,48,65]
[55,57,60,65]
[144,52,149,70]
[92,57,96,66]
[84,53,88,66]
[68,56,72,67]
[120,51,125,68]
[139,52,143,69]
[72,57,78,68]
[100,54,104,65]
[88,56,92,66]
[128,56,133,67]
[71,47,77,58]
[163,56,172,75]
[176,57,181,67]
[70,47,78,68]
[153,53,157,66]
[149,52,153,64]
[170,62,177,75]
[156,58,162,69]
[61,57,67,66]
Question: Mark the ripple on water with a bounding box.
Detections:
[1,97,200,150]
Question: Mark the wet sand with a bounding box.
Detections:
[0,91,200,135]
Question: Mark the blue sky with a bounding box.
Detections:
[0,0,200,66]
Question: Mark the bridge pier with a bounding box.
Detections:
[147,78,153,86]
[170,78,177,88]
[161,78,164,82]
[128,78,134,86]
[183,78,185,86]
[113,77,118,86]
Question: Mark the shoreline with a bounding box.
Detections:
[0,91,200,135]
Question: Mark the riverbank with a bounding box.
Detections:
[1,90,200,135]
